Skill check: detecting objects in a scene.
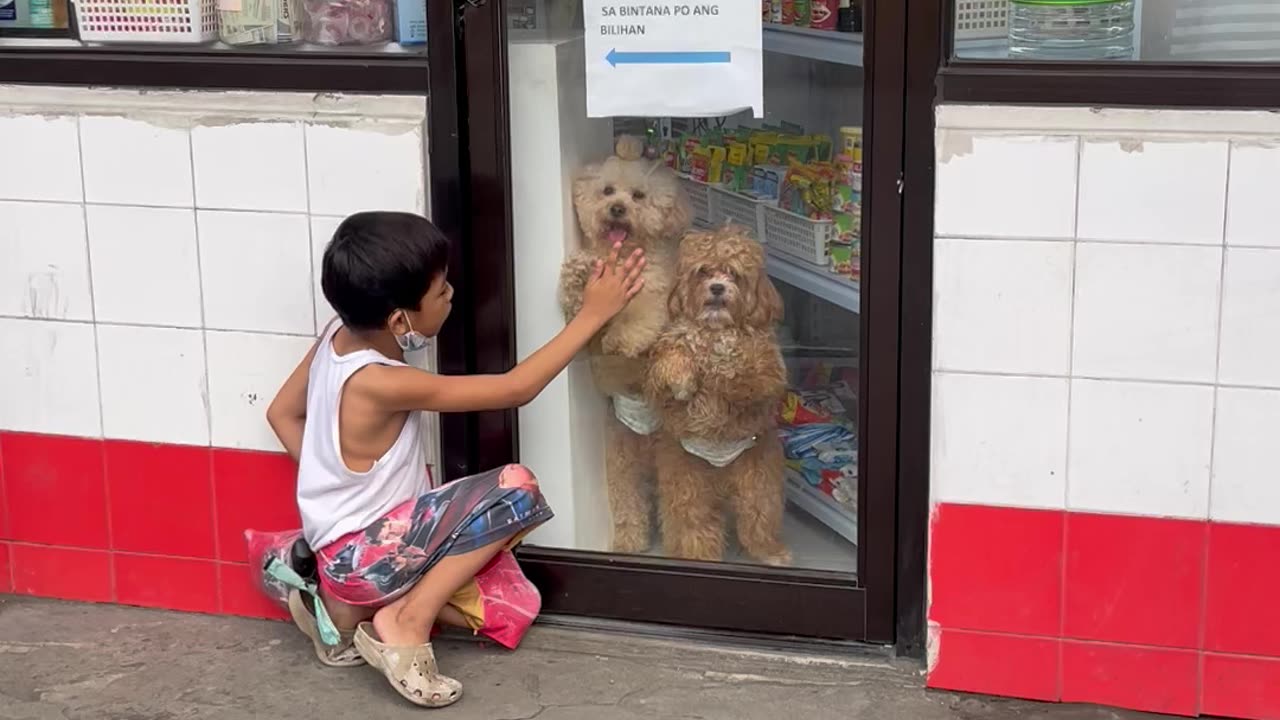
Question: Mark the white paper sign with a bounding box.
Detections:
[584,1,763,119]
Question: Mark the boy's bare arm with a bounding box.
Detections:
[359,309,611,413]
[362,247,645,414]
[266,336,322,461]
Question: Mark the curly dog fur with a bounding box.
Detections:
[557,135,691,553]
[645,226,791,565]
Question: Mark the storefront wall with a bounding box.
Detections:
[926,105,1280,719]
[0,85,431,617]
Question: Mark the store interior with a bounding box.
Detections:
[510,2,865,575]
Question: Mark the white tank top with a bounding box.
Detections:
[297,322,431,550]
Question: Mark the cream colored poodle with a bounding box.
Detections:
[558,135,691,553]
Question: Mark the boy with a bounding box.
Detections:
[263,211,645,707]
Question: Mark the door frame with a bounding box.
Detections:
[442,0,922,647]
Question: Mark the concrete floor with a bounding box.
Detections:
[0,596,1162,720]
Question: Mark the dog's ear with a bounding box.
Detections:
[746,272,784,328]
[667,263,697,320]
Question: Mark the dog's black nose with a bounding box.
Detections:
[609,203,627,218]
[710,283,726,296]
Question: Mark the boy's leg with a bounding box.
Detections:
[371,539,508,646]
[319,586,375,630]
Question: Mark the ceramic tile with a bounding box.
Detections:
[935,133,1078,239]
[87,205,202,328]
[1072,243,1221,383]
[97,324,209,446]
[932,373,1069,510]
[1078,138,1228,245]
[934,239,1073,375]
[0,200,92,321]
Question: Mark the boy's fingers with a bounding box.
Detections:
[626,277,646,299]
[593,259,606,279]
[606,242,623,272]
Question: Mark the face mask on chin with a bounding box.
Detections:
[393,313,431,353]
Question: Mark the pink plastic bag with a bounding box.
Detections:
[244,528,304,610]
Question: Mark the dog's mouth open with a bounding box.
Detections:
[605,221,631,247]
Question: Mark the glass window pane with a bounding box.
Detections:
[954,0,1280,63]
[0,0,426,51]
[511,0,862,575]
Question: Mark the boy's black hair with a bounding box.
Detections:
[321,211,450,331]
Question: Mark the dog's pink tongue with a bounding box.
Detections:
[607,228,628,246]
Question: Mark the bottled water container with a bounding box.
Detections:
[1009,0,1136,60]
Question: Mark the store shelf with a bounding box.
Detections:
[767,250,860,314]
[785,472,858,546]
[763,24,864,66]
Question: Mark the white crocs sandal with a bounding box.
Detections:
[353,622,462,708]
[288,589,365,668]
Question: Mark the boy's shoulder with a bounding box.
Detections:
[345,362,438,405]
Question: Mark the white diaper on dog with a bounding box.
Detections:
[612,394,661,436]
[680,436,757,468]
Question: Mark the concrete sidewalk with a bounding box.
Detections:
[0,596,1156,720]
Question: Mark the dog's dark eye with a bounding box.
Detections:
[632,190,646,201]
[697,267,710,278]
[603,185,616,196]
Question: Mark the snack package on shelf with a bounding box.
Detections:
[777,371,859,516]
[302,0,390,45]
[220,0,302,45]
[662,122,863,283]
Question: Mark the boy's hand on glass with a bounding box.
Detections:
[581,243,645,324]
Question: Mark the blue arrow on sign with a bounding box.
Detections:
[606,48,732,67]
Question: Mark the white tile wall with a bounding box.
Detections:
[933,121,1280,526]
[80,117,194,208]
[1212,387,1280,526]
[0,115,83,203]
[933,239,1073,375]
[87,205,202,328]
[1218,247,1280,389]
[1068,379,1214,519]
[935,134,1078,239]
[206,330,314,452]
[305,124,425,216]
[192,122,308,213]
[96,324,209,445]
[198,210,315,335]
[0,318,101,437]
[932,372,1069,510]
[0,104,428,451]
[0,201,93,322]
[1078,139,1229,245]
[1225,142,1280,248]
[1072,243,1222,383]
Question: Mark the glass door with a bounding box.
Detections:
[450,0,908,643]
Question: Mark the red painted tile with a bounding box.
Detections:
[1205,522,1280,658]
[3,433,108,549]
[1203,653,1280,720]
[10,544,112,602]
[105,441,215,559]
[929,503,1064,636]
[0,436,9,540]
[927,629,1060,702]
[114,553,219,614]
[0,543,10,593]
[1061,641,1198,717]
[218,562,289,621]
[1064,512,1203,648]
[212,449,299,563]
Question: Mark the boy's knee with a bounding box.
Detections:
[498,464,539,492]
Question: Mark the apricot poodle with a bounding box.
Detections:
[557,135,691,553]
[645,226,791,565]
